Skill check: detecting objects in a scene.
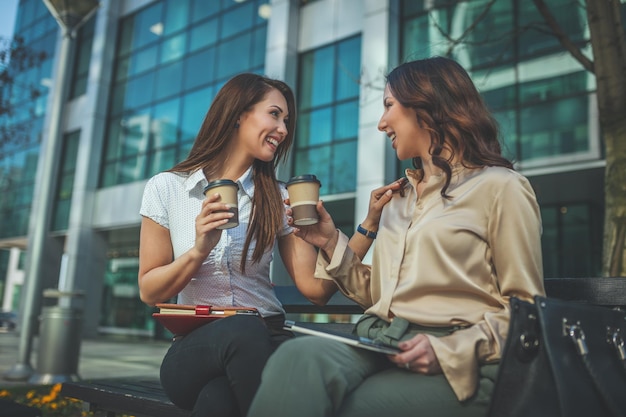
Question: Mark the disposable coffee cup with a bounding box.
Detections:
[203,179,239,230]
[286,174,321,226]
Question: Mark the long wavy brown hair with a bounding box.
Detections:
[169,73,296,272]
[386,56,513,198]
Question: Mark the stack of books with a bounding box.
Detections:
[153,303,259,335]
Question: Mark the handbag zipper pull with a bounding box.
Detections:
[608,329,626,361]
[565,322,589,355]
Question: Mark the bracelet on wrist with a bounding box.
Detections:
[356,224,377,239]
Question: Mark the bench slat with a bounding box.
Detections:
[61,377,190,417]
[544,277,626,307]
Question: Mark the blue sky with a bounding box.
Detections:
[0,0,19,40]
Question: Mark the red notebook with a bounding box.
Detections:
[153,304,260,335]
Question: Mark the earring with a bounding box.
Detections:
[235,122,240,128]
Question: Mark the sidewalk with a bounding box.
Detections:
[0,330,170,388]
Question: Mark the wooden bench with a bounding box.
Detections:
[61,277,626,417]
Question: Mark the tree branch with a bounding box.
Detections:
[445,0,498,55]
[532,0,595,73]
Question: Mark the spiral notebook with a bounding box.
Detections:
[283,320,401,355]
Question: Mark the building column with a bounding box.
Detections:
[61,0,119,337]
[267,0,300,183]
[356,0,396,263]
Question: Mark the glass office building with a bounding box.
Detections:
[0,0,621,338]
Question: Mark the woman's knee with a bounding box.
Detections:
[263,336,365,381]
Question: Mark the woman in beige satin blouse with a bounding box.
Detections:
[247,56,545,417]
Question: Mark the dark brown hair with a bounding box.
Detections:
[169,73,296,271]
[386,56,513,197]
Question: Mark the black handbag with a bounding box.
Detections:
[487,295,626,417]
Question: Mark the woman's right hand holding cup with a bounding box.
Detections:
[193,192,233,256]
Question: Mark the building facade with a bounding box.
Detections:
[0,0,621,338]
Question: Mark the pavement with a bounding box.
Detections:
[0,330,170,388]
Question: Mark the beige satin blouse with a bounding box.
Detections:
[315,165,545,401]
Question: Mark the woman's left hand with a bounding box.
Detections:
[389,334,442,375]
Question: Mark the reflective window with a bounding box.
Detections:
[541,203,601,277]
[296,36,361,195]
[0,0,56,238]
[69,16,96,98]
[400,0,597,168]
[103,0,268,187]
[52,131,80,231]
[181,86,215,143]
[518,0,587,60]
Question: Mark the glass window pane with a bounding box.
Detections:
[561,205,592,277]
[334,101,358,140]
[189,18,219,52]
[217,33,251,80]
[122,112,151,157]
[492,109,517,161]
[251,26,266,69]
[106,117,123,160]
[109,83,125,115]
[155,61,183,101]
[402,13,446,60]
[184,48,216,91]
[295,146,331,195]
[101,162,119,187]
[120,155,146,183]
[125,72,155,110]
[148,147,177,177]
[161,33,186,64]
[301,47,334,108]
[305,108,332,146]
[336,37,361,100]
[52,198,70,231]
[62,131,80,172]
[163,0,189,35]
[132,3,164,50]
[296,112,311,148]
[117,18,134,56]
[298,54,315,112]
[330,141,357,194]
[152,98,180,148]
[459,0,514,68]
[221,2,254,38]
[519,95,588,161]
[57,174,74,200]
[518,0,587,59]
[181,86,215,143]
[191,0,221,23]
[540,206,559,278]
[131,45,158,75]
[116,56,130,82]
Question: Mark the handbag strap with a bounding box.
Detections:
[566,323,626,417]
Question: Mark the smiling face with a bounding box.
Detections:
[377,84,431,161]
[234,88,289,164]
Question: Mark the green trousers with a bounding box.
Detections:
[247,316,497,417]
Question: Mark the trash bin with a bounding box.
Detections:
[29,290,84,384]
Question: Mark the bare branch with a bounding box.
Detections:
[532,0,595,73]
[444,0,498,55]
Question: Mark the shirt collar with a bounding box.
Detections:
[238,166,254,199]
[183,166,254,197]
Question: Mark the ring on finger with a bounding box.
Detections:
[404,362,410,370]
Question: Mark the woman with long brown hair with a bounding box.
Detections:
[138,73,344,417]
[248,57,545,417]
